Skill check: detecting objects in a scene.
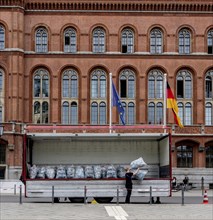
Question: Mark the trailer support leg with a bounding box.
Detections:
[52,186,54,204]
[84,186,87,204]
[149,186,153,205]
[19,185,22,205]
[116,186,119,205]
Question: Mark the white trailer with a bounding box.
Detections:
[22,132,172,203]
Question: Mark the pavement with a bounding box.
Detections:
[0,181,213,220]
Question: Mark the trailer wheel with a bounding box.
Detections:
[94,197,113,203]
[68,197,85,203]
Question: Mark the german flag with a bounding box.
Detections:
[167,82,183,128]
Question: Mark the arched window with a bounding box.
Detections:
[35,27,48,53]
[33,69,49,124]
[90,69,107,125]
[33,69,49,98]
[91,69,106,98]
[206,145,213,168]
[179,29,191,54]
[207,29,213,54]
[177,70,192,99]
[64,28,76,53]
[93,28,105,53]
[0,25,5,50]
[177,145,193,168]
[150,28,163,54]
[121,29,134,53]
[119,69,135,124]
[62,69,78,98]
[148,70,164,99]
[120,69,135,98]
[61,69,78,124]
[148,70,164,124]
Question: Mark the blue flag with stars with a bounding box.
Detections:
[112,81,125,125]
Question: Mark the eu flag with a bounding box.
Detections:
[112,81,125,125]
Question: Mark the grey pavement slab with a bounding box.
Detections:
[0,203,212,220]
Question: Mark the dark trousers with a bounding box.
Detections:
[125,188,132,203]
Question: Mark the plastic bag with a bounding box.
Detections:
[117,166,126,178]
[75,166,85,178]
[85,165,94,178]
[29,165,38,179]
[46,166,55,179]
[94,165,102,179]
[106,165,117,178]
[135,170,148,180]
[67,165,75,178]
[56,165,67,179]
[130,157,147,169]
[37,166,46,179]
[101,166,107,178]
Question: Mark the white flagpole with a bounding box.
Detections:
[163,73,167,132]
[109,72,112,133]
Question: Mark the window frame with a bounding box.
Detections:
[178,29,191,54]
[35,27,48,53]
[121,28,134,53]
[64,28,77,53]
[92,27,105,53]
[0,25,5,50]
[150,28,163,54]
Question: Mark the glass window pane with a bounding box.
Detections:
[156,102,163,124]
[91,102,98,124]
[156,76,163,98]
[100,75,106,98]
[91,76,98,98]
[206,146,213,168]
[185,76,192,99]
[71,75,78,98]
[71,102,78,124]
[34,102,41,123]
[205,103,212,125]
[42,75,49,97]
[0,25,5,50]
[148,102,155,124]
[62,102,69,124]
[34,75,41,97]
[99,102,106,125]
[128,75,135,98]
[178,103,184,125]
[148,76,155,98]
[42,102,48,123]
[206,76,212,98]
[128,102,135,125]
[62,75,69,97]
[185,103,192,125]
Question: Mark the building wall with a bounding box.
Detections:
[0,0,212,183]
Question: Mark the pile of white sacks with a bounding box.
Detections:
[28,157,148,180]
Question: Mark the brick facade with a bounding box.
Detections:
[0,0,212,183]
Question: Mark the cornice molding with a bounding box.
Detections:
[0,1,212,13]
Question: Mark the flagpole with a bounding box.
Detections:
[109,72,112,133]
[163,73,167,133]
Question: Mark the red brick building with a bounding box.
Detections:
[0,0,212,187]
